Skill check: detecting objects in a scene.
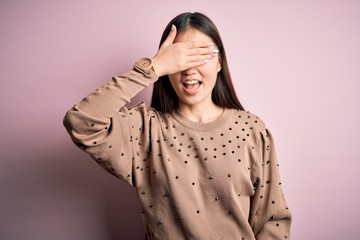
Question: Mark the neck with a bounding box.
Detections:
[177,102,224,123]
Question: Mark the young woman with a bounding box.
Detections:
[64,12,292,239]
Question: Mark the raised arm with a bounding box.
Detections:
[63,25,216,185]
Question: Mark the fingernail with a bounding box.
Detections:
[213,49,219,53]
[171,24,175,31]
[204,59,210,63]
[208,42,215,45]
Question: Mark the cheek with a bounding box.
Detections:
[168,71,181,80]
[168,74,181,89]
[197,63,219,79]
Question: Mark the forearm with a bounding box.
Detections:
[74,69,158,119]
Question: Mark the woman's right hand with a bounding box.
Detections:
[151,25,215,77]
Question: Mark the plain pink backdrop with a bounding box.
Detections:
[1,0,360,239]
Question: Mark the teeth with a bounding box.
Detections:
[183,80,200,85]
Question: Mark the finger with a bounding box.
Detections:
[161,24,177,47]
[186,52,217,63]
[185,59,211,69]
[186,41,215,48]
[187,48,219,56]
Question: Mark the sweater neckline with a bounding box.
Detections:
[171,107,233,131]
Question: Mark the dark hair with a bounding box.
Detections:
[150,12,245,112]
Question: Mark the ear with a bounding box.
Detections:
[216,56,222,72]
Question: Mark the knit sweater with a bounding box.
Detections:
[63,68,292,240]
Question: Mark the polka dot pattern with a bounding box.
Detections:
[64,71,292,239]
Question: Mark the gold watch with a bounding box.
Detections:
[134,58,155,74]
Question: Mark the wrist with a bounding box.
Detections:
[134,58,156,75]
[151,57,162,77]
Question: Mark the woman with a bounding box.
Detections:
[64,12,292,239]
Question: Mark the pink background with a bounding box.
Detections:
[1,0,359,239]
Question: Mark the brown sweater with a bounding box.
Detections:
[63,68,292,239]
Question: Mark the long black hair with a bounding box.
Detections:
[150,12,245,112]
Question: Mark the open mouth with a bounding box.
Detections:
[182,80,202,91]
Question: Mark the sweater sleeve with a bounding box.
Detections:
[63,69,158,186]
[250,128,292,239]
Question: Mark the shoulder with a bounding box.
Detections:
[229,108,267,132]
[121,102,169,124]
[122,102,156,115]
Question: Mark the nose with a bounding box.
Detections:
[182,67,197,76]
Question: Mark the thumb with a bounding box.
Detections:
[161,24,177,47]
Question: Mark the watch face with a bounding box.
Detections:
[138,58,151,68]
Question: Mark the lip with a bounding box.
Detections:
[181,79,202,95]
